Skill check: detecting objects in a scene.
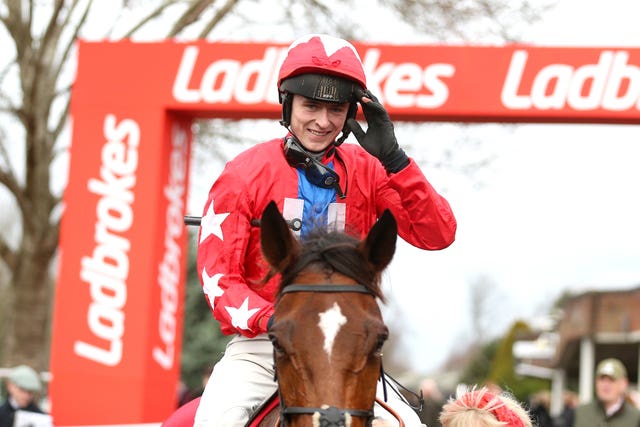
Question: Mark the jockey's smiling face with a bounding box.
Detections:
[289,94,350,153]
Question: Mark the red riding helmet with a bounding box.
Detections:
[278,34,367,141]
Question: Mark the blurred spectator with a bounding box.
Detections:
[572,358,640,427]
[0,365,48,427]
[626,389,640,409]
[419,378,444,427]
[439,384,533,427]
[529,390,553,427]
[553,391,578,427]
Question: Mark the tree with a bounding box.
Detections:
[457,337,500,387]
[456,320,551,401]
[0,0,547,371]
[487,320,550,400]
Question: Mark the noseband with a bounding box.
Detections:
[274,283,378,427]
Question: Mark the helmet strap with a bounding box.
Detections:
[283,135,345,198]
[279,92,292,128]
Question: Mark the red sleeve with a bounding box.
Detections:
[377,158,457,250]
[196,163,275,337]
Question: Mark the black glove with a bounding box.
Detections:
[346,89,409,173]
[266,314,275,331]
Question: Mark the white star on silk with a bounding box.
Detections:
[200,200,229,243]
[288,34,359,58]
[225,297,260,331]
[202,267,224,309]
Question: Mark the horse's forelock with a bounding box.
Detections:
[277,228,384,300]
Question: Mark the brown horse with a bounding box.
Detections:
[164,202,402,427]
[255,200,399,427]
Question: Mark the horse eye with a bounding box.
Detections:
[374,332,388,356]
[268,333,284,354]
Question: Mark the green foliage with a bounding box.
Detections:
[487,320,551,401]
[552,289,579,310]
[458,320,551,402]
[509,377,551,403]
[488,320,530,386]
[180,230,232,390]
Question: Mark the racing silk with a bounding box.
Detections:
[197,137,456,337]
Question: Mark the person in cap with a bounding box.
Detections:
[0,365,46,427]
[572,358,640,427]
[439,384,533,427]
[193,33,456,426]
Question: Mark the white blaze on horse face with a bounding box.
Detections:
[318,302,348,358]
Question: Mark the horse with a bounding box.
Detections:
[256,200,405,427]
[164,201,404,427]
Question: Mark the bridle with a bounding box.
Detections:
[272,283,379,427]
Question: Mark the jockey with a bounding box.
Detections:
[195,33,457,426]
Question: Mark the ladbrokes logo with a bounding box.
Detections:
[172,45,455,109]
[173,45,640,113]
[74,114,139,366]
[173,46,284,104]
[153,123,188,370]
[502,50,640,111]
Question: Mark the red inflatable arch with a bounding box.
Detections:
[50,39,640,425]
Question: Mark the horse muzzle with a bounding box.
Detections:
[281,405,374,426]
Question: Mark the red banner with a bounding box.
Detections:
[51,103,191,422]
[50,40,640,426]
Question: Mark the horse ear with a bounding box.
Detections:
[260,201,299,271]
[361,209,398,272]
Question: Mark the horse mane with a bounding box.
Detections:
[276,226,385,302]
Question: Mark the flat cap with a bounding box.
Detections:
[8,365,42,392]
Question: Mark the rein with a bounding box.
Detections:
[275,282,377,426]
[280,284,374,295]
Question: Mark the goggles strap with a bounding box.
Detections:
[283,136,346,198]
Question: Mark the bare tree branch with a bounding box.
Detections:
[25,0,34,39]
[0,104,26,126]
[167,0,214,38]
[47,2,91,153]
[39,1,66,62]
[50,92,71,152]
[0,237,17,272]
[43,214,60,248]
[52,1,92,88]
[0,127,18,180]
[0,60,16,98]
[121,0,176,38]
[4,0,32,60]
[0,167,25,214]
[198,0,239,39]
[0,90,18,111]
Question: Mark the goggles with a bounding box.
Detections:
[284,137,345,198]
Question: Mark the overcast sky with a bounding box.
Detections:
[377,0,640,375]
[60,0,639,378]
[0,0,636,404]
[181,0,640,377]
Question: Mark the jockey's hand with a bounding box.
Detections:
[346,89,409,173]
[259,314,275,333]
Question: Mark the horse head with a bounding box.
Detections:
[260,201,398,427]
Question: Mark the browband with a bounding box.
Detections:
[281,284,373,295]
